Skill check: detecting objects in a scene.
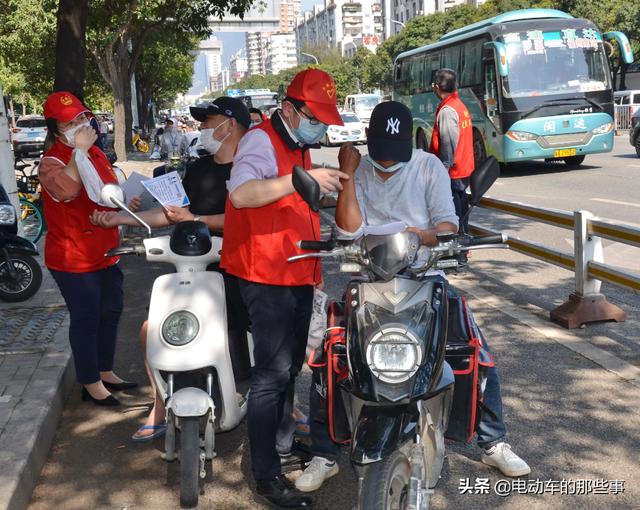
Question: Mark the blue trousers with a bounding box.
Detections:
[238,279,314,481]
[451,178,470,234]
[50,265,123,384]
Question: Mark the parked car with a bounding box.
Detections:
[321,112,367,146]
[11,116,47,158]
[629,109,640,157]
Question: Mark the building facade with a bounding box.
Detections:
[384,0,487,37]
[295,1,385,59]
[266,32,298,75]
[229,50,249,83]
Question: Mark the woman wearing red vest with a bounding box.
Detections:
[429,68,475,245]
[39,91,136,407]
[221,69,349,509]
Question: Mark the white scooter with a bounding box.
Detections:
[101,184,250,509]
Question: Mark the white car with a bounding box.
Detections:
[11,116,47,157]
[322,112,367,146]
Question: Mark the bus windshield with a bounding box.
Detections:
[501,28,611,99]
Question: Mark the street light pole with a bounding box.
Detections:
[300,52,319,65]
[391,19,406,29]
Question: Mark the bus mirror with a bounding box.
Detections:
[603,32,634,64]
[484,42,509,77]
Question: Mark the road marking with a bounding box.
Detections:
[452,279,640,388]
[590,198,640,209]
[629,164,640,168]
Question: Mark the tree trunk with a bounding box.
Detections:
[112,79,128,161]
[53,0,88,97]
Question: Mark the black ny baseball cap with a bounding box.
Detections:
[367,101,413,162]
[190,96,251,129]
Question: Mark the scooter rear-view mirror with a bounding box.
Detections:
[101,183,152,237]
[469,156,499,206]
[292,165,320,212]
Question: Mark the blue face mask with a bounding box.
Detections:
[291,106,328,144]
[367,155,406,174]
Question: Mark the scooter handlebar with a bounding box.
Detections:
[106,245,145,257]
[467,233,507,246]
[297,239,335,251]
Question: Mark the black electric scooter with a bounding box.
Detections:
[0,183,42,302]
[289,157,505,510]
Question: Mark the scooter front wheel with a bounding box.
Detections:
[359,450,417,510]
[180,417,200,508]
[0,254,42,302]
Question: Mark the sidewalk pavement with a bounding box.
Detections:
[0,250,74,510]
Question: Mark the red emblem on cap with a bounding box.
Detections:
[59,94,73,106]
[323,83,336,99]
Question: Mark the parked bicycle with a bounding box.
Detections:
[15,159,45,244]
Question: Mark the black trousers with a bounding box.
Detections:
[451,178,470,234]
[238,279,314,481]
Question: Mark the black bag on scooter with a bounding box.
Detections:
[444,295,494,444]
[308,301,351,444]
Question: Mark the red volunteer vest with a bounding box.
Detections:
[220,119,321,286]
[429,91,475,180]
[41,142,120,272]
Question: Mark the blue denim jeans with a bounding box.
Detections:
[50,264,123,384]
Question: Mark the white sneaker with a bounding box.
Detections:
[295,456,339,492]
[481,442,531,477]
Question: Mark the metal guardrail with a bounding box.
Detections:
[470,196,640,327]
[614,104,634,130]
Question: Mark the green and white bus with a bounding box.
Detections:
[393,9,634,167]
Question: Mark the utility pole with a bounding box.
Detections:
[0,86,21,230]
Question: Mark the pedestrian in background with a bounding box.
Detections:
[99,116,109,149]
[221,68,349,509]
[39,91,136,407]
[430,68,475,264]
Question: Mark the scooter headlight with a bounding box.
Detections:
[0,204,16,225]
[162,311,199,346]
[365,327,422,384]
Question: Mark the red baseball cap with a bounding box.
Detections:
[43,91,88,123]
[286,69,343,126]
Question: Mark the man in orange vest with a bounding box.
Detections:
[221,68,349,509]
[430,68,475,245]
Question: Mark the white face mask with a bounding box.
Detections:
[63,121,91,147]
[200,119,230,154]
[367,155,406,174]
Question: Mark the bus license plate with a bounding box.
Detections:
[554,148,576,158]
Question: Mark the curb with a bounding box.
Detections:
[0,317,74,510]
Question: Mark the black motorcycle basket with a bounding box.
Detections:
[444,295,495,444]
[308,301,351,445]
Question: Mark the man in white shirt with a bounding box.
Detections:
[295,101,530,494]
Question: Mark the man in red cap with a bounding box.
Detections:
[221,69,349,509]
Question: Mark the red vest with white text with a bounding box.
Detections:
[220,119,321,286]
[429,91,475,179]
[41,142,120,272]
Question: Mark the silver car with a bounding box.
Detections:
[11,116,47,157]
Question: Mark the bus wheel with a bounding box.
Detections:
[563,155,585,167]
[473,130,486,168]
[416,129,428,152]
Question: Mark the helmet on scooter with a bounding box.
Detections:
[170,221,212,256]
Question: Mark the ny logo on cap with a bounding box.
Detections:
[386,117,400,135]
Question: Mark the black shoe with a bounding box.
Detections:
[255,476,313,509]
[81,387,120,406]
[279,440,313,473]
[102,380,139,391]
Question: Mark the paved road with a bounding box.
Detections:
[28,142,639,509]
